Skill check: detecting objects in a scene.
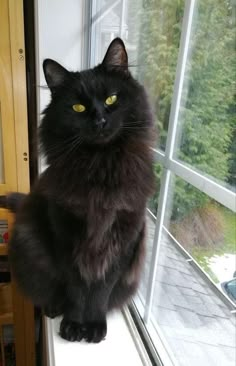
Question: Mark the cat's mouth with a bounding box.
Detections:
[95,128,118,143]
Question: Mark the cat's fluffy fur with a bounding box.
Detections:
[2,38,155,343]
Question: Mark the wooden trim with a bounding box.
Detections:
[0,0,18,192]
[11,280,27,366]
[0,324,6,366]
[24,297,36,366]
[8,0,30,193]
[7,1,35,362]
[0,312,13,326]
[10,285,36,366]
[0,208,8,220]
[0,244,8,255]
[6,212,25,365]
[7,210,33,366]
[0,184,8,195]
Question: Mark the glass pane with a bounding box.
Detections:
[148,174,236,366]
[174,0,236,190]
[91,0,185,150]
[91,0,125,65]
[137,215,156,310]
[165,174,236,284]
[137,161,163,306]
[134,0,184,150]
[148,162,162,215]
[150,230,235,366]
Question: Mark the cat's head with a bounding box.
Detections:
[41,38,153,160]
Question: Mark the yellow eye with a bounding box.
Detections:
[105,95,117,106]
[72,104,86,112]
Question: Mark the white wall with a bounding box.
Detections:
[34,0,87,171]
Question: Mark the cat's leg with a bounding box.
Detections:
[108,223,146,310]
[59,282,87,342]
[60,279,115,343]
[82,282,111,343]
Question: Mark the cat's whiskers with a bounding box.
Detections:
[54,136,84,167]
[65,136,84,159]
[43,135,83,160]
[66,137,87,173]
[42,134,81,156]
[43,134,84,168]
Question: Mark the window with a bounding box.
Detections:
[90,0,185,151]
[89,0,236,365]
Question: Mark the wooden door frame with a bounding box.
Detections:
[8,0,30,193]
[1,1,36,365]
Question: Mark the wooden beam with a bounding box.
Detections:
[7,0,36,363]
[0,0,18,192]
[8,0,30,193]
[0,244,7,255]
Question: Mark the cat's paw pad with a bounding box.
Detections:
[59,318,84,342]
[84,321,107,343]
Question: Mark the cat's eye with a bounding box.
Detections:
[105,95,117,106]
[72,104,86,112]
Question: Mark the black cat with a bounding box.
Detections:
[1,38,155,343]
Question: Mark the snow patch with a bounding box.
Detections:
[208,253,236,283]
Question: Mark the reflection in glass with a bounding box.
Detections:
[135,0,184,149]
[148,163,162,215]
[150,230,235,366]
[147,175,236,365]
[91,0,185,149]
[165,174,236,284]
[137,216,155,308]
[174,0,236,189]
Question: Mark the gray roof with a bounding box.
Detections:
[138,217,236,366]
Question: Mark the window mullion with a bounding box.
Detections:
[164,0,196,159]
[144,0,196,324]
[144,168,171,324]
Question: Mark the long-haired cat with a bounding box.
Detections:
[1,38,155,343]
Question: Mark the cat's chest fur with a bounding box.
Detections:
[39,142,153,282]
[43,140,154,209]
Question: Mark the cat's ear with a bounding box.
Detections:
[102,38,128,72]
[43,59,69,90]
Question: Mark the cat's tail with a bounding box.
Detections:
[0,193,27,213]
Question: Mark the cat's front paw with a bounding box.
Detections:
[84,321,107,343]
[59,318,84,342]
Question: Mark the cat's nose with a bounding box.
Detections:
[95,118,107,129]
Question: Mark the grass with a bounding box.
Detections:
[190,206,236,283]
[221,207,236,253]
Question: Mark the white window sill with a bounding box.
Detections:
[44,309,150,366]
